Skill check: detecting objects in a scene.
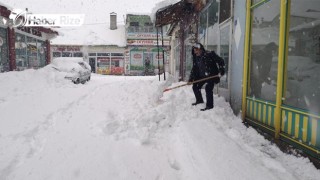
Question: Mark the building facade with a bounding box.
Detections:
[156,0,320,159]
[51,44,125,75]
[125,14,170,76]
[0,4,58,72]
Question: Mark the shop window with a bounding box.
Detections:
[283,0,320,113]
[219,0,231,23]
[219,25,230,89]
[206,1,219,51]
[15,33,28,70]
[37,40,46,67]
[62,52,72,57]
[111,53,124,56]
[249,0,280,101]
[27,36,38,68]
[198,10,208,44]
[53,52,62,57]
[130,22,139,26]
[0,28,9,72]
[97,53,110,56]
[88,53,96,56]
[73,52,83,57]
[208,1,219,27]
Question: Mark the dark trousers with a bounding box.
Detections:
[192,80,215,108]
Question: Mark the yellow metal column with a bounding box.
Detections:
[274,0,291,139]
[241,0,252,122]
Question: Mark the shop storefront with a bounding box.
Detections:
[126,14,170,76]
[243,0,320,157]
[52,45,83,58]
[126,46,168,76]
[51,44,125,75]
[15,31,48,70]
[89,52,124,75]
[156,0,320,158]
[0,4,58,72]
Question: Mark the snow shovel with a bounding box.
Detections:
[163,75,220,92]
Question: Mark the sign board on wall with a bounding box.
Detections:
[127,33,170,40]
[130,51,143,70]
[127,40,170,46]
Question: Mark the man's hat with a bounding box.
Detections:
[192,43,201,49]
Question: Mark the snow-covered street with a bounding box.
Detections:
[0,69,319,180]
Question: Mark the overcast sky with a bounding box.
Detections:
[1,0,166,25]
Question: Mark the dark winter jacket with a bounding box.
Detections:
[189,43,225,84]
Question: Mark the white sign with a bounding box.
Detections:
[127,33,170,40]
[127,39,169,46]
[9,9,85,27]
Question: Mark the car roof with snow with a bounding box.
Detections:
[51,57,90,72]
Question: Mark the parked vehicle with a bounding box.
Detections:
[50,57,91,84]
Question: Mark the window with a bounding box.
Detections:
[144,22,153,26]
[206,1,219,51]
[62,52,72,57]
[130,22,139,26]
[219,25,230,88]
[38,40,46,67]
[208,1,219,27]
[15,33,27,69]
[73,52,83,57]
[283,0,320,113]
[249,0,280,101]
[219,0,232,23]
[53,52,61,57]
[97,53,110,56]
[111,53,124,56]
[0,28,9,72]
[88,53,96,56]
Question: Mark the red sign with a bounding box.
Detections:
[55,46,81,52]
[156,54,163,59]
[133,54,142,59]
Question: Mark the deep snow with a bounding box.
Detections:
[0,68,319,180]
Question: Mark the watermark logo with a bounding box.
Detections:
[9,9,27,27]
[9,9,85,27]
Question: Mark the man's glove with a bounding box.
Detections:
[219,68,225,76]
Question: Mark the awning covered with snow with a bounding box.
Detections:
[155,0,193,27]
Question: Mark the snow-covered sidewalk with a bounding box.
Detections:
[0,69,319,180]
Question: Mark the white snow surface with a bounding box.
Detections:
[0,69,319,180]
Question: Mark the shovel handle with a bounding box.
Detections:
[163,75,220,92]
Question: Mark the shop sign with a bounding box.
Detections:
[127,39,169,46]
[127,33,169,40]
[54,46,81,52]
[133,53,142,59]
[156,54,163,59]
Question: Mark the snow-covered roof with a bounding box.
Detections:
[51,24,126,47]
[150,0,181,23]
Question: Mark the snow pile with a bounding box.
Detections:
[0,69,319,180]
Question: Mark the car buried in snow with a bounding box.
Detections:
[50,57,91,84]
